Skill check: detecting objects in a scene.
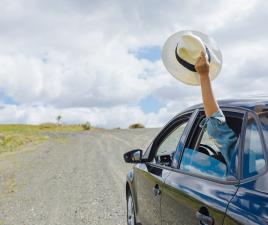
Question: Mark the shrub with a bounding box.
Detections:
[82,122,91,130]
[129,123,145,129]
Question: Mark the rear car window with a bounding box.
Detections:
[243,112,266,179]
[258,111,268,151]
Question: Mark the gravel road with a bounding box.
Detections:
[0,128,159,225]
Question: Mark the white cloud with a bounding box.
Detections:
[0,0,267,127]
[0,104,167,128]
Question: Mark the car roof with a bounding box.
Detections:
[182,97,268,113]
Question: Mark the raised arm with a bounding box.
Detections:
[195,51,219,117]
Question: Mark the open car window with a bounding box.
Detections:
[180,110,244,181]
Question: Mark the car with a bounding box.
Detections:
[123,98,268,225]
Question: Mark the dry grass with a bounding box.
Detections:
[38,123,85,131]
[0,124,91,154]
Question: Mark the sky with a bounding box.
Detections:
[0,0,268,128]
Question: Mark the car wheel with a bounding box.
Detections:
[127,192,136,225]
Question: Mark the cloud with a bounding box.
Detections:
[0,104,170,128]
[0,0,267,127]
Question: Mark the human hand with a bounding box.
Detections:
[195,51,209,77]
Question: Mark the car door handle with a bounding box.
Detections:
[153,184,161,196]
[195,211,214,225]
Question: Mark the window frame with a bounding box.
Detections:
[145,109,199,167]
[240,111,268,182]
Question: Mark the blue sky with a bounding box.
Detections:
[139,95,162,113]
[0,0,267,127]
[133,46,162,63]
[135,46,163,113]
[0,92,17,105]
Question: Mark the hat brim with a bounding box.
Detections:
[162,30,222,86]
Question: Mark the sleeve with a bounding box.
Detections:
[200,109,238,165]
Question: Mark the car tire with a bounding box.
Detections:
[127,191,136,225]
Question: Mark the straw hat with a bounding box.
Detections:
[162,30,222,85]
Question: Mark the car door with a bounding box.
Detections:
[161,109,245,225]
[134,110,198,225]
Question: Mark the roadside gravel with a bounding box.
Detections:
[0,128,159,225]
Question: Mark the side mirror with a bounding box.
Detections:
[123,149,143,163]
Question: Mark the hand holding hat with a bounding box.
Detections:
[195,51,210,77]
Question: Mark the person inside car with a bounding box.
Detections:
[195,51,238,170]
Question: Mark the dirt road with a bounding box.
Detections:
[0,128,159,225]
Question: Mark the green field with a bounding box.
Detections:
[0,124,90,154]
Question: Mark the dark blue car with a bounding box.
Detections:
[124,98,268,225]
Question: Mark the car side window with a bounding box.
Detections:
[180,111,242,180]
[243,112,266,179]
[154,119,189,167]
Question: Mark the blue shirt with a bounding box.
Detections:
[200,109,238,169]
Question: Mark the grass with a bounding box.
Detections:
[38,123,86,131]
[0,124,91,154]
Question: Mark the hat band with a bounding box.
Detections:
[175,45,211,72]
